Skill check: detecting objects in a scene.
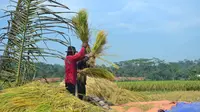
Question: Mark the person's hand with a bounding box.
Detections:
[77,70,81,73]
[82,42,88,48]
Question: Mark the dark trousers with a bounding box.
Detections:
[65,82,85,100]
[77,80,86,100]
[65,83,75,96]
[65,80,86,100]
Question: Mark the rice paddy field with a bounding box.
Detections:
[116,81,200,91]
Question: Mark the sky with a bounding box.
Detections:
[0,0,200,65]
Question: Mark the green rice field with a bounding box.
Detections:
[116,81,200,91]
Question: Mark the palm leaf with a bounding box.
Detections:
[0,0,74,86]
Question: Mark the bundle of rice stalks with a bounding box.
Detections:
[88,31,119,69]
[88,31,107,67]
[0,81,103,112]
[72,9,90,43]
[87,77,149,105]
[87,31,106,67]
[91,30,107,56]
[79,68,115,81]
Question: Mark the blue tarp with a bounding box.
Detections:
[165,102,200,112]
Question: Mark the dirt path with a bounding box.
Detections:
[111,100,177,112]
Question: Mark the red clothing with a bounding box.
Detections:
[65,47,86,85]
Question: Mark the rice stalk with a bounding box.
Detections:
[79,68,115,81]
[0,81,103,112]
[86,77,149,105]
[91,30,107,56]
[59,77,149,105]
[72,9,90,43]
[87,30,107,67]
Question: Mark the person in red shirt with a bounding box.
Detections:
[65,43,88,95]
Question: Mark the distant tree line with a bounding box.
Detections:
[35,58,200,81]
[97,58,200,81]
[35,63,64,79]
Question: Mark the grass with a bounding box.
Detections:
[0,80,3,90]
[0,81,103,112]
[117,81,200,91]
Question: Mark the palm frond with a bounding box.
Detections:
[0,0,74,86]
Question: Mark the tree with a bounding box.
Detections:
[0,0,73,86]
[104,58,200,81]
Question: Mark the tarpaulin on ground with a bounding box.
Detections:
[165,102,200,112]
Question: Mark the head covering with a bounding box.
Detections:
[66,46,77,54]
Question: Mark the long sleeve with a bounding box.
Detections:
[71,47,86,62]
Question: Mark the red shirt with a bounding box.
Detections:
[65,47,86,85]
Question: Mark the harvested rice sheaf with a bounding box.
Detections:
[79,68,115,81]
[60,77,149,105]
[91,31,107,55]
[72,9,89,43]
[86,77,149,105]
[0,81,103,112]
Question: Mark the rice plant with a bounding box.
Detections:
[117,81,200,91]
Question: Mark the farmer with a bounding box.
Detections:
[77,56,90,100]
[65,42,88,95]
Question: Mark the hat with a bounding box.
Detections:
[66,46,77,53]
